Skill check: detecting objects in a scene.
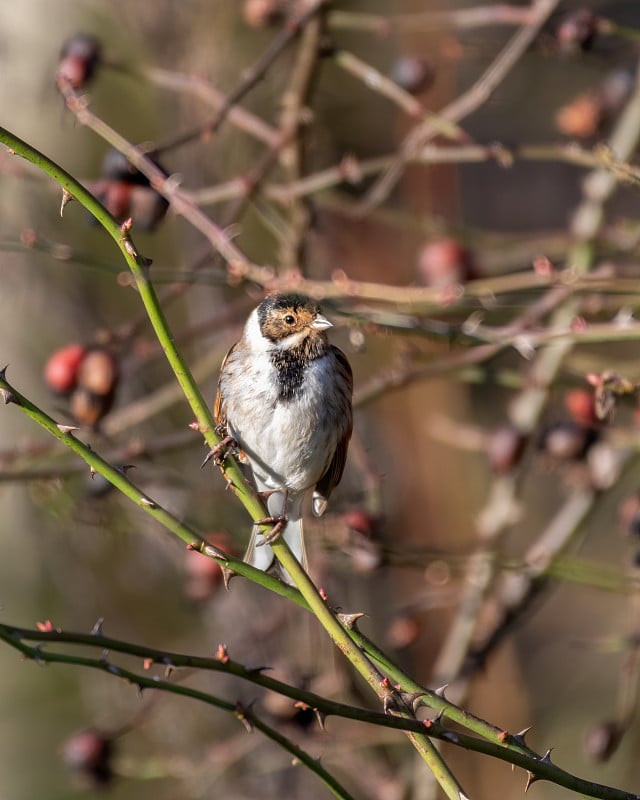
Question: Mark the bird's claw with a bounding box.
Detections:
[255,515,287,546]
[201,435,238,468]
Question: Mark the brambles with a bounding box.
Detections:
[5,3,640,798]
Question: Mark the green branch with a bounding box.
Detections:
[0,125,468,798]
[2,123,636,800]
[1,623,638,800]
[0,624,353,800]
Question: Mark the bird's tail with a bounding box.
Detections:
[244,490,307,585]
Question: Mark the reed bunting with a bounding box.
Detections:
[215,293,353,583]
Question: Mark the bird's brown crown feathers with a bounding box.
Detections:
[257,294,324,343]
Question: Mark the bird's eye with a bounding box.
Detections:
[284,314,296,325]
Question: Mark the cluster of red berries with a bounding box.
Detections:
[44,344,119,429]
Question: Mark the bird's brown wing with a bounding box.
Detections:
[313,346,353,516]
[213,343,236,427]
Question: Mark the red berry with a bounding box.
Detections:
[44,343,86,394]
[538,422,598,461]
[76,348,119,396]
[584,720,624,763]
[102,180,134,220]
[555,9,598,53]
[243,0,285,28]
[487,426,527,474]
[56,33,102,91]
[390,56,435,95]
[63,729,112,785]
[387,611,421,649]
[619,494,640,537]
[564,389,597,426]
[343,509,374,537]
[417,238,475,287]
[69,387,112,429]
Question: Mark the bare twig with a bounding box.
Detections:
[358,0,560,212]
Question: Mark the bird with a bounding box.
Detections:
[214,293,353,583]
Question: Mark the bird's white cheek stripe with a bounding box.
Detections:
[274,330,307,349]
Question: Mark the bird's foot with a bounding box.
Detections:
[255,514,287,546]
[201,435,238,468]
[258,487,288,503]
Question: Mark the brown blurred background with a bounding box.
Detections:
[2,1,640,798]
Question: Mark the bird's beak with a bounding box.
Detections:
[311,313,332,331]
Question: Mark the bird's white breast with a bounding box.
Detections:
[219,311,344,493]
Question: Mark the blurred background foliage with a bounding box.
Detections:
[3,1,640,798]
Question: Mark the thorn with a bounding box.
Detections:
[221,566,237,589]
[337,611,366,629]
[90,617,104,636]
[247,665,270,675]
[89,465,96,479]
[60,188,74,217]
[140,497,156,508]
[399,691,424,713]
[56,424,78,435]
[0,387,16,405]
[512,726,533,746]
[383,693,397,714]
[0,364,7,380]
[121,217,133,235]
[313,708,327,731]
[235,702,254,733]
[136,685,144,699]
[201,449,217,469]
[123,239,138,259]
[204,544,227,559]
[435,684,449,698]
[164,664,174,678]
[541,749,553,764]
[524,772,540,793]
